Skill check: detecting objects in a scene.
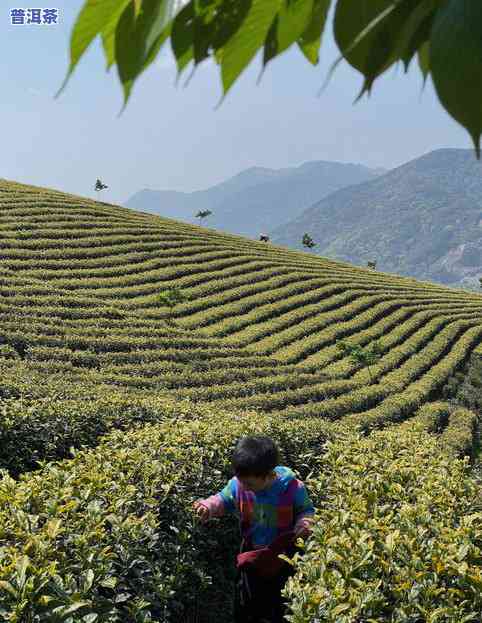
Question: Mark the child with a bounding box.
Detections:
[193,435,315,623]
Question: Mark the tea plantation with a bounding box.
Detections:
[0,180,481,622]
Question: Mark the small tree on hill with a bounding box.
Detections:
[94,178,108,199]
[158,287,187,326]
[195,210,212,226]
[302,233,316,251]
[336,340,383,384]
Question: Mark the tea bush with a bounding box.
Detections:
[0,403,331,622]
[283,426,482,623]
[440,407,479,459]
[0,391,243,477]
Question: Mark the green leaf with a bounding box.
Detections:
[46,518,63,539]
[52,601,91,618]
[334,0,423,94]
[101,0,132,71]
[138,0,178,78]
[192,0,251,65]
[221,0,281,95]
[142,23,173,83]
[207,0,252,51]
[192,0,221,64]
[297,0,331,64]
[99,576,118,589]
[0,580,17,598]
[267,0,314,65]
[417,39,430,81]
[56,0,128,98]
[133,0,142,17]
[116,0,174,113]
[143,1,177,58]
[430,0,482,157]
[263,17,279,67]
[385,529,399,551]
[15,555,29,590]
[457,543,470,561]
[171,2,196,74]
[331,602,351,616]
[392,0,437,71]
[83,569,95,593]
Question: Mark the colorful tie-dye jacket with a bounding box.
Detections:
[199,465,315,548]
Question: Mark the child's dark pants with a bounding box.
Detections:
[233,539,296,623]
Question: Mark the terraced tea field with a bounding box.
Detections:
[1,179,481,622]
[1,179,482,430]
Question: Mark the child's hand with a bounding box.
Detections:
[294,526,310,539]
[193,500,210,523]
[294,517,313,540]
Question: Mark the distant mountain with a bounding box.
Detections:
[124,161,383,238]
[270,148,482,290]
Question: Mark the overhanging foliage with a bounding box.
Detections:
[57,0,482,155]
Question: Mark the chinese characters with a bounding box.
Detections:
[10,8,59,25]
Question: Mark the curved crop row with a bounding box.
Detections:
[396,401,479,458]
[84,269,308,307]
[397,401,452,433]
[20,258,286,292]
[345,325,482,430]
[97,362,319,388]
[271,296,424,362]
[170,371,332,401]
[211,285,482,344]
[271,383,389,420]
[269,324,481,422]
[439,406,480,458]
[309,309,482,372]
[198,285,377,340]
[205,378,364,413]
[351,318,480,386]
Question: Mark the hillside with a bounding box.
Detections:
[0,177,481,419]
[0,178,481,621]
[270,148,482,290]
[124,160,381,239]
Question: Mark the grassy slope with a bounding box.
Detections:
[1,178,482,431]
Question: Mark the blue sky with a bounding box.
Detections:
[2,2,470,206]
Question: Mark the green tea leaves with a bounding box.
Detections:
[264,0,313,66]
[220,0,280,94]
[430,0,482,157]
[56,0,131,98]
[58,0,482,155]
[116,0,174,111]
[298,0,331,64]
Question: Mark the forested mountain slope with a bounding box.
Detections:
[271,148,482,290]
[125,160,381,238]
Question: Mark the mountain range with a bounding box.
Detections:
[124,161,383,238]
[270,148,482,290]
[125,148,482,290]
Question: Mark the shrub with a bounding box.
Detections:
[0,403,330,622]
[283,426,482,623]
[0,344,20,360]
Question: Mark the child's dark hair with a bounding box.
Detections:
[232,436,280,477]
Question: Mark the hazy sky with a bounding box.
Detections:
[2,1,470,205]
